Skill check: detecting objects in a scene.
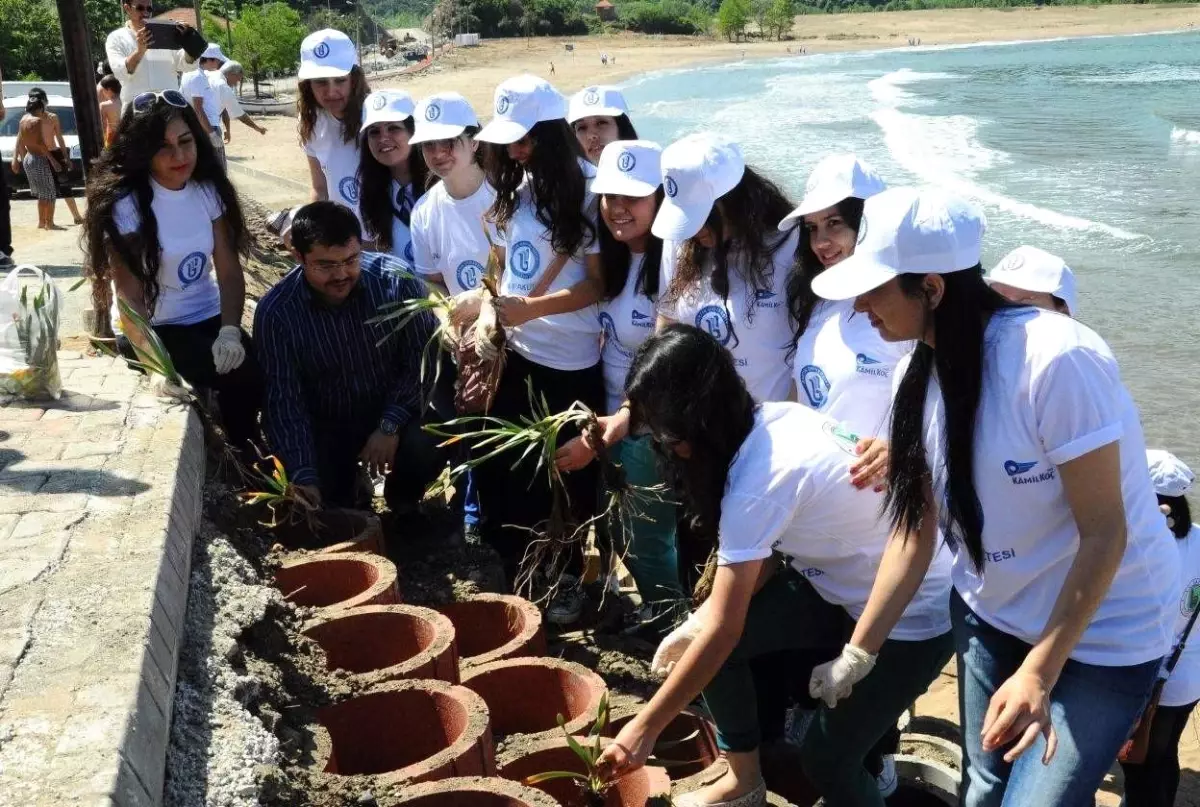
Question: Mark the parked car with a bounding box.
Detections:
[0,95,84,192]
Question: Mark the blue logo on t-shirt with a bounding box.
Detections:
[631,309,652,328]
[754,288,781,309]
[1004,460,1038,477]
[456,260,484,290]
[510,240,540,280]
[339,177,360,205]
[599,312,634,359]
[696,305,731,345]
[404,240,415,263]
[177,252,207,286]
[798,365,831,408]
[856,353,890,378]
[425,103,442,122]
[1004,459,1056,486]
[665,175,679,198]
[313,42,331,59]
[617,151,636,173]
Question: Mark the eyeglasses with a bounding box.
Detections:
[308,252,362,273]
[130,4,154,12]
[132,90,188,114]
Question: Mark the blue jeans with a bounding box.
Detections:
[952,590,1161,807]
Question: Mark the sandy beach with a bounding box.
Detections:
[222,3,1200,190]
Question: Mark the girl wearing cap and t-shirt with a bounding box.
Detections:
[472,74,606,622]
[806,186,1177,806]
[297,29,369,216]
[1120,450,1199,807]
[83,91,262,454]
[357,90,428,264]
[566,85,638,165]
[985,245,1079,316]
[593,325,953,807]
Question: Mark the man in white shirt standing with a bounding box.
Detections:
[105,1,196,108]
[180,44,228,164]
[215,61,267,145]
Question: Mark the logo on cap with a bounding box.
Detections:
[856,215,868,246]
[510,241,540,280]
[339,176,360,205]
[665,176,679,198]
[425,104,441,122]
[999,253,1025,272]
[496,95,511,116]
[177,252,207,286]
[583,87,600,106]
[313,42,331,59]
[456,260,483,290]
[371,95,387,111]
[696,305,731,346]
[617,151,636,173]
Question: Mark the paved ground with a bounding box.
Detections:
[0,352,204,806]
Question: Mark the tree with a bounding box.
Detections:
[751,0,770,37]
[0,0,65,80]
[85,0,127,65]
[765,0,794,38]
[715,0,749,41]
[232,3,306,97]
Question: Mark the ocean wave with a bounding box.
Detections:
[1079,66,1200,85]
[1171,127,1200,145]
[868,68,959,107]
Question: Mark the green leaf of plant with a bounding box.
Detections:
[524,771,589,786]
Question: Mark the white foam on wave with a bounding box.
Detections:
[1080,65,1200,85]
[1171,127,1200,144]
[867,68,959,107]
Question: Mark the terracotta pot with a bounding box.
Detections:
[438,594,546,670]
[274,552,399,614]
[606,708,719,780]
[498,735,672,807]
[460,657,606,742]
[386,776,559,806]
[302,604,459,684]
[274,507,383,553]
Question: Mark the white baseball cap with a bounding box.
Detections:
[1147,449,1194,498]
[298,29,358,81]
[476,74,568,145]
[812,187,986,301]
[651,133,745,241]
[986,245,1079,316]
[780,154,887,229]
[200,43,227,63]
[361,90,415,136]
[591,140,662,197]
[567,85,629,124]
[411,92,479,144]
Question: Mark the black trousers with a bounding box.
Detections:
[118,314,263,450]
[472,349,605,587]
[0,163,11,256]
[1119,699,1198,806]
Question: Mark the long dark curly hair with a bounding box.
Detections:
[785,196,865,361]
[664,167,796,345]
[358,117,430,253]
[597,188,664,300]
[83,100,248,316]
[298,66,369,146]
[484,119,595,256]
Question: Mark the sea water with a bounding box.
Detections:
[624,30,1200,468]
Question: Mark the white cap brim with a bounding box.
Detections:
[591,174,658,197]
[410,121,469,144]
[567,103,626,124]
[779,188,853,230]
[476,119,532,145]
[811,253,900,301]
[652,197,713,241]
[298,64,353,81]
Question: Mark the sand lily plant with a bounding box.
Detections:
[525,692,613,806]
[239,453,320,529]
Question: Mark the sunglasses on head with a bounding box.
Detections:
[132,90,188,114]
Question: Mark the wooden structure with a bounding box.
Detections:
[594,0,617,21]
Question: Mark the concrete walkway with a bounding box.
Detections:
[0,353,204,806]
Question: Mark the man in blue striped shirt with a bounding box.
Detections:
[254,201,445,512]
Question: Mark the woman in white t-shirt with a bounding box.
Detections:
[566,85,638,165]
[653,133,797,405]
[83,91,262,453]
[594,325,953,807]
[1120,450,1199,807]
[356,90,428,264]
[807,186,1177,807]
[297,29,368,216]
[472,74,606,622]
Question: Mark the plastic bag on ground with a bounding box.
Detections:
[0,265,63,401]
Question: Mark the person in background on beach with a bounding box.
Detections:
[1120,450,1199,807]
[567,85,637,165]
[180,44,228,163]
[83,90,263,452]
[550,62,556,75]
[215,62,268,142]
[594,325,953,807]
[807,186,1176,807]
[298,29,369,218]
[99,75,124,148]
[985,245,1078,316]
[106,0,196,108]
[554,140,685,635]
[408,90,494,545]
[357,90,428,264]
[12,95,64,231]
[26,88,84,226]
[0,64,11,268]
[474,73,605,624]
[254,202,452,520]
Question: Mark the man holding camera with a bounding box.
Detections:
[105,1,198,108]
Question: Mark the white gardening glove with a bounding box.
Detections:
[211,325,246,375]
[651,611,704,678]
[153,377,192,403]
[808,644,877,708]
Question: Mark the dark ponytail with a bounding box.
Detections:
[885,267,1016,571]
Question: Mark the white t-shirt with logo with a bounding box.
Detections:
[388,180,416,266]
[113,179,223,326]
[909,307,1176,666]
[792,298,913,439]
[495,163,602,371]
[1162,525,1200,707]
[302,109,363,221]
[598,253,656,415]
[657,230,798,403]
[179,68,223,129]
[410,179,497,296]
[717,402,952,640]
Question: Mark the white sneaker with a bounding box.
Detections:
[876,754,898,798]
[784,706,815,747]
[545,574,584,625]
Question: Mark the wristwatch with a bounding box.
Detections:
[379,417,399,437]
